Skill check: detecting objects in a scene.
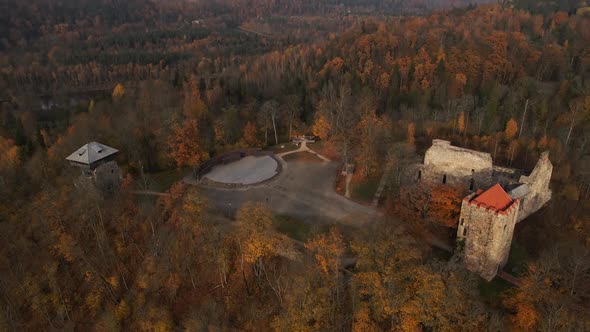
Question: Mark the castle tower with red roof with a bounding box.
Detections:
[418,139,553,280]
[457,184,521,280]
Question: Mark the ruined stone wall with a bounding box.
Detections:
[492,166,526,188]
[421,140,493,189]
[517,152,552,222]
[458,197,519,280]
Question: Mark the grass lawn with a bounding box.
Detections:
[479,277,514,303]
[351,176,381,203]
[138,167,191,192]
[273,214,360,243]
[307,141,339,160]
[273,215,327,242]
[431,246,454,261]
[503,241,530,277]
[478,242,529,303]
[266,142,300,154]
[283,151,323,163]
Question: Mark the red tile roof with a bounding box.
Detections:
[472,183,513,211]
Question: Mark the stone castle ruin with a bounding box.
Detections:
[418,139,552,280]
[66,142,122,193]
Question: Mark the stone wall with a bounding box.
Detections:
[516,151,552,222]
[93,161,122,193]
[458,195,519,280]
[417,139,553,280]
[421,140,493,189]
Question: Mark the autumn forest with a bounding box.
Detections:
[0,0,589,331]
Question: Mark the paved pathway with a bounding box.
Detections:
[131,190,171,197]
[372,160,394,207]
[277,140,331,162]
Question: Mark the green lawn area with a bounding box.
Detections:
[266,142,300,154]
[351,176,381,203]
[138,167,191,192]
[273,215,332,242]
[479,277,514,303]
[431,246,454,261]
[273,215,314,242]
[273,214,361,243]
[478,242,529,303]
[283,151,323,162]
[503,241,530,277]
[306,141,329,155]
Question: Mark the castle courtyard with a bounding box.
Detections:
[196,148,378,225]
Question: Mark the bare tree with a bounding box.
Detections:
[262,100,280,145]
[283,95,301,139]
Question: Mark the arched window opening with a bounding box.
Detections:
[442,174,447,184]
[469,178,475,191]
[460,218,465,226]
[418,170,422,180]
[463,227,467,236]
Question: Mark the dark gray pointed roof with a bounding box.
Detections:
[66,142,118,165]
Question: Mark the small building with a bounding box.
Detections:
[66,142,122,193]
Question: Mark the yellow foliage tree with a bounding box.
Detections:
[457,111,465,134]
[312,113,331,141]
[235,202,278,264]
[114,299,130,321]
[352,305,378,332]
[305,228,345,279]
[183,76,208,119]
[508,140,519,165]
[0,137,19,172]
[407,122,416,146]
[112,83,125,100]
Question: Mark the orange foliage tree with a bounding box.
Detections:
[183,75,208,119]
[428,184,466,228]
[243,121,259,146]
[396,183,466,229]
[505,118,518,141]
[312,113,332,141]
[168,120,208,168]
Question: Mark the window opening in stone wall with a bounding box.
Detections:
[503,224,507,231]
[443,174,447,184]
[463,227,467,236]
[418,170,422,180]
[460,218,464,226]
[470,178,475,191]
